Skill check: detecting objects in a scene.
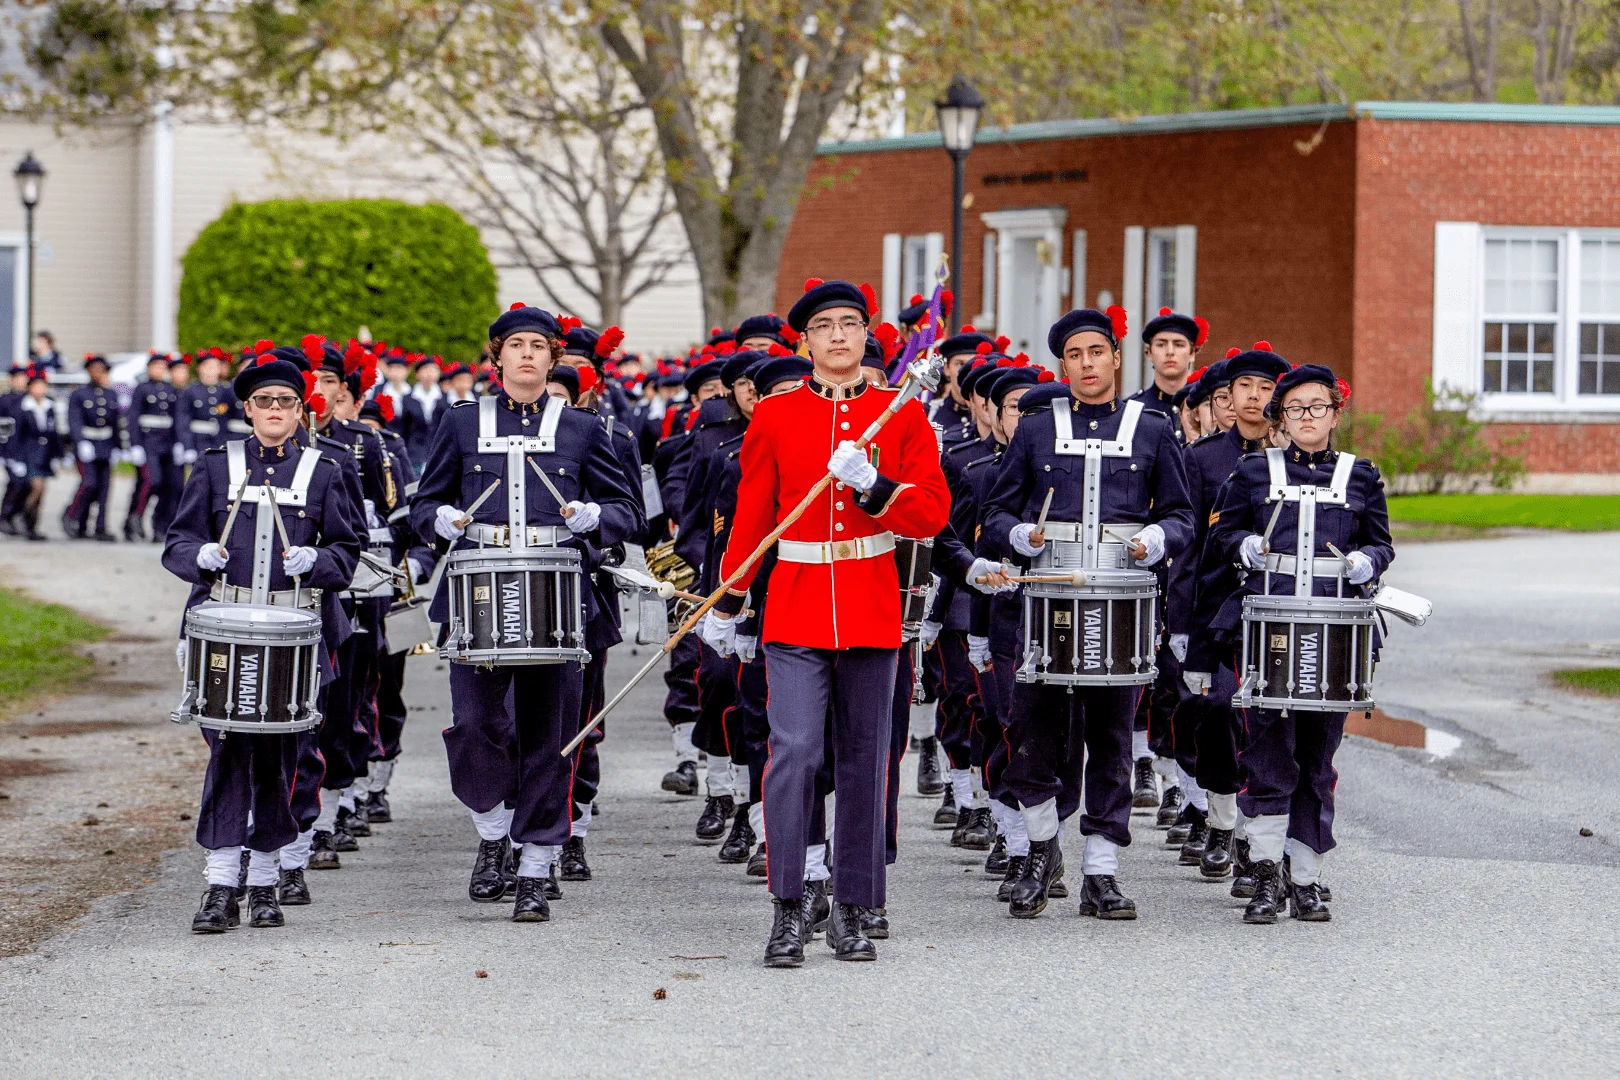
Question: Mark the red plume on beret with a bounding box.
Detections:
[1186,365,1206,383]
[254,339,276,356]
[941,290,954,319]
[255,353,274,367]
[1336,377,1353,403]
[1014,353,1031,366]
[1194,316,1210,348]
[307,393,327,415]
[1158,306,1172,316]
[874,322,900,362]
[960,324,976,334]
[996,358,1012,369]
[975,341,993,355]
[803,278,824,291]
[343,341,366,376]
[1254,340,1272,352]
[509,301,526,311]
[780,325,800,346]
[378,395,396,422]
[558,315,583,334]
[301,371,317,400]
[374,341,388,354]
[860,282,878,316]
[1106,304,1128,340]
[1226,347,1242,359]
[766,343,793,357]
[360,355,379,393]
[596,326,625,358]
[994,335,1011,353]
[710,326,722,337]
[578,365,600,394]
[1037,369,1055,382]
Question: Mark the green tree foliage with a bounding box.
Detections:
[177,200,497,361]
[1341,380,1527,493]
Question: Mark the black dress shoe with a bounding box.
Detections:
[512,876,551,922]
[469,838,509,902]
[915,736,945,795]
[309,829,341,870]
[191,885,240,933]
[1132,757,1159,808]
[334,808,364,846]
[1166,803,1204,847]
[1078,874,1138,919]
[560,836,591,881]
[1201,827,1234,878]
[235,849,250,900]
[695,794,734,841]
[278,868,312,905]
[952,806,992,850]
[544,864,562,900]
[718,807,755,863]
[1230,836,1257,898]
[1178,817,1209,865]
[933,789,958,827]
[802,879,830,936]
[346,800,373,837]
[1008,838,1059,918]
[1280,855,1333,903]
[662,760,699,795]
[365,790,392,823]
[997,855,1028,902]
[858,907,889,939]
[1047,840,1068,899]
[1289,880,1332,921]
[826,902,876,961]
[984,834,1009,876]
[1244,860,1282,924]
[747,843,768,877]
[1156,784,1183,827]
[247,885,285,927]
[764,897,805,968]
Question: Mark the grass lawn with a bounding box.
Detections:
[1553,669,1620,697]
[1387,494,1620,532]
[0,587,108,720]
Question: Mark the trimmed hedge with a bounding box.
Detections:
[178,200,497,361]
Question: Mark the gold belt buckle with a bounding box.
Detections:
[836,541,852,560]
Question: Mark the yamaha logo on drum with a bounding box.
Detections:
[500,580,524,645]
[236,651,260,716]
[1296,629,1320,696]
[1082,604,1104,671]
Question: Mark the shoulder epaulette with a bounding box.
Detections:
[945,440,984,456]
[450,398,475,407]
[962,454,996,472]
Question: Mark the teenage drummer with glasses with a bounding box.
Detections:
[1184,362,1393,924]
[162,357,361,933]
[411,304,642,923]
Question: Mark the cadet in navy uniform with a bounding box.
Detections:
[984,307,1194,920]
[162,356,359,932]
[1165,344,1288,877]
[412,303,640,922]
[63,354,119,540]
[177,349,237,462]
[1186,363,1391,923]
[8,367,61,540]
[1128,306,1206,446]
[928,327,994,446]
[0,362,27,533]
[121,353,183,541]
[401,355,446,473]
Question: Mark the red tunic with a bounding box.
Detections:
[717,375,951,649]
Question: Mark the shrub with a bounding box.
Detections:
[1339,380,1526,494]
[178,200,497,361]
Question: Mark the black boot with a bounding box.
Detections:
[1132,757,1158,808]
[1201,827,1234,879]
[1078,874,1138,919]
[997,855,1028,902]
[1289,880,1332,921]
[122,515,141,542]
[984,833,1009,876]
[1156,784,1183,827]
[365,789,392,823]
[1244,860,1282,923]
[662,759,699,795]
[1047,839,1068,899]
[247,885,285,928]
[333,807,362,848]
[512,876,550,922]
[826,902,877,961]
[1230,836,1256,898]
[61,511,83,539]
[1178,816,1209,865]
[764,897,805,968]
[234,849,250,900]
[802,879,830,936]
[346,798,373,837]
[22,509,45,541]
[747,842,768,878]
[933,788,958,827]
[915,736,945,795]
[191,885,240,933]
[278,868,312,905]
[952,806,992,850]
[1166,803,1204,847]
[695,794,734,841]
[1008,838,1058,918]
[468,838,509,902]
[544,863,562,901]
[308,829,341,870]
[718,807,755,863]
[560,836,591,881]
[858,907,889,940]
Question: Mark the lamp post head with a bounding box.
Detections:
[934,75,985,156]
[14,151,44,210]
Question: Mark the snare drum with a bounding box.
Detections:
[895,535,935,629]
[442,546,589,666]
[172,602,323,733]
[1237,595,1377,713]
[1017,568,1158,686]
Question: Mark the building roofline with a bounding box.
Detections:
[817,101,1620,156]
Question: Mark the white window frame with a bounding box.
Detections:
[980,206,1067,366]
[0,235,26,369]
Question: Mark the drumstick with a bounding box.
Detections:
[975,569,1088,586]
[217,483,248,548]
[267,485,293,556]
[527,457,574,518]
[454,477,503,528]
[653,581,708,604]
[1032,487,1053,539]
[1260,498,1285,553]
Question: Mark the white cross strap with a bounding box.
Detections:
[227,441,322,507]
[1051,398,1142,458]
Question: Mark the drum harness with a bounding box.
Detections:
[210,439,323,610]
[1257,447,1356,598]
[463,394,569,549]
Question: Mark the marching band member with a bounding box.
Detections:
[63,354,118,541]
[700,279,949,966]
[1129,307,1206,445]
[0,362,36,536]
[176,348,236,462]
[984,307,1193,920]
[929,327,994,446]
[7,366,61,541]
[1186,362,1391,922]
[163,355,359,932]
[412,303,640,923]
[401,356,446,473]
[119,352,182,542]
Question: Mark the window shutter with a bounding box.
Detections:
[1122,226,1146,396]
[1432,222,1482,400]
[881,234,902,324]
[1174,225,1197,313]
[1071,230,1087,309]
[923,233,944,296]
[980,232,997,326]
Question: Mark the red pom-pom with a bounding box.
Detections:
[803,277,824,292]
[301,371,317,399]
[509,301,526,311]
[780,326,800,346]
[1187,365,1206,383]
[859,283,878,316]
[343,341,366,376]
[1106,304,1128,340]
[1038,369,1055,382]
[995,335,1011,353]
[1336,377,1353,403]
[558,315,583,334]
[1158,306,1172,316]
[596,326,625,358]
[873,322,900,361]
[255,354,274,367]
[941,290,954,319]
[996,358,1013,368]
[975,342,993,355]
[378,396,396,422]
[1254,340,1272,352]
[767,343,793,357]
[254,339,276,356]
[578,365,600,394]
[1226,347,1242,359]
[307,393,327,415]
[960,324,976,334]
[1194,316,1210,348]
[1015,353,1031,366]
[908,294,923,306]
[360,357,379,393]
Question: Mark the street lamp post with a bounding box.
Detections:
[13,152,45,358]
[935,76,984,334]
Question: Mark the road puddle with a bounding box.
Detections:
[1346,708,1462,758]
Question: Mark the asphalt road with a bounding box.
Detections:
[1,524,1618,1079]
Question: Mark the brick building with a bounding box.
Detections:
[779,102,1620,486]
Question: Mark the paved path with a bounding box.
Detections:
[1,529,1618,1078]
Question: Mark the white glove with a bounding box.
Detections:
[172,442,187,462]
[919,620,942,648]
[967,634,992,671]
[7,460,24,478]
[77,441,95,462]
[175,639,186,673]
[968,557,1018,595]
[110,449,123,466]
[735,634,758,663]
[196,543,230,571]
[1240,533,1267,570]
[407,557,426,584]
[435,504,467,541]
[827,441,878,492]
[1009,522,1046,557]
[127,445,147,468]
[282,546,317,577]
[1131,523,1166,567]
[564,500,601,534]
[697,611,736,657]
[363,498,382,530]
[1183,670,1212,696]
[1345,550,1375,585]
[1169,634,1189,663]
[183,448,198,465]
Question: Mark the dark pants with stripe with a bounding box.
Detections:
[692,642,741,758]
[444,660,581,846]
[196,728,301,852]
[66,458,111,533]
[933,631,981,772]
[662,631,701,730]
[1237,707,1346,855]
[884,647,916,865]
[1195,663,1244,796]
[318,633,361,792]
[571,649,609,814]
[980,652,1019,806]
[1005,682,1140,848]
[763,643,895,906]
[738,653,771,805]
[375,648,408,762]
[1136,642,1181,760]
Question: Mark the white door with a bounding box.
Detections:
[981,207,1068,365]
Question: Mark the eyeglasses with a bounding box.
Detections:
[1281,402,1335,420]
[805,316,866,336]
[1210,390,1232,405]
[249,394,301,411]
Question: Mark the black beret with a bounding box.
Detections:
[547,364,580,402]
[657,371,686,389]
[706,326,735,347]
[989,366,1044,407]
[320,343,347,377]
[1017,381,1075,414]
[412,355,440,372]
[358,397,387,426]
[82,354,109,371]
[233,358,305,401]
[168,354,191,369]
[266,344,311,372]
[1048,307,1124,358]
[937,330,994,359]
[1141,308,1202,346]
[1267,363,1339,418]
[683,359,726,396]
[957,357,1001,399]
[489,304,562,340]
[897,298,928,326]
[563,326,599,358]
[786,279,874,333]
[1187,359,1232,409]
[752,355,814,395]
[722,350,767,387]
[734,314,792,348]
[862,333,889,370]
[1225,344,1290,384]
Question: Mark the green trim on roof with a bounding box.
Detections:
[816,101,1620,156]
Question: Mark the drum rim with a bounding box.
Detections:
[446,548,582,571]
[178,709,324,734]
[188,601,322,628]
[1242,594,1378,615]
[441,646,592,665]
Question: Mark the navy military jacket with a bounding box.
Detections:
[585,410,652,652]
[1128,384,1185,447]
[122,379,181,457]
[0,388,20,458]
[929,396,975,447]
[930,438,1001,631]
[178,382,240,453]
[67,384,119,461]
[12,395,62,476]
[400,387,444,475]
[673,397,745,576]
[318,417,395,519]
[1166,425,1269,635]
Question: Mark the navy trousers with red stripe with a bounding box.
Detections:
[662,631,701,729]
[195,728,300,852]
[884,646,916,865]
[692,642,741,759]
[571,649,609,814]
[933,631,982,770]
[65,459,111,533]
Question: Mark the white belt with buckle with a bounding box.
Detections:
[777,531,895,564]
[209,580,321,609]
[367,526,394,544]
[1263,554,1347,577]
[464,523,571,547]
[189,420,220,435]
[138,415,174,430]
[81,426,113,439]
